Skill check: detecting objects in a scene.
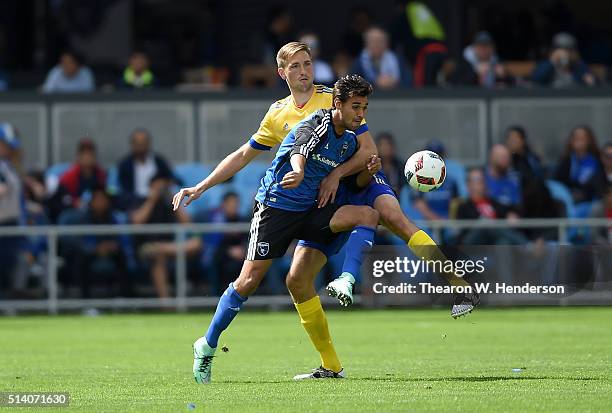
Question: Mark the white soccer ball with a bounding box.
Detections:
[404,150,446,192]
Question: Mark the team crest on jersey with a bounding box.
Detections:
[257,242,270,257]
[339,142,349,157]
[283,123,289,130]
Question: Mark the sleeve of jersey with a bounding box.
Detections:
[248,112,275,151]
[289,126,317,158]
[355,121,369,136]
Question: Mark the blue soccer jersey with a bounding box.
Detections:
[255,109,358,212]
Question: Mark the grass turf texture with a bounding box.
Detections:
[1,308,611,412]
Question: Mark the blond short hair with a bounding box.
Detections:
[276,42,311,68]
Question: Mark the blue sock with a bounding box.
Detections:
[205,283,247,348]
[341,225,375,281]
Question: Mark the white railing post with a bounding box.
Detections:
[175,229,187,312]
[558,223,568,244]
[47,231,58,315]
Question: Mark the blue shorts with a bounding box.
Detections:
[297,172,397,257]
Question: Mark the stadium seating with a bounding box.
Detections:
[233,160,268,216]
[106,166,119,195]
[399,186,425,222]
[445,159,468,199]
[174,162,238,216]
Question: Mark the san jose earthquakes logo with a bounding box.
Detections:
[339,142,349,157]
[257,242,269,257]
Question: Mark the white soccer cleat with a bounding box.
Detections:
[193,336,216,384]
[326,272,355,307]
[293,366,346,380]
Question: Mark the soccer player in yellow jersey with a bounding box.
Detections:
[174,42,478,382]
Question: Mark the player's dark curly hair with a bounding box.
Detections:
[332,74,373,103]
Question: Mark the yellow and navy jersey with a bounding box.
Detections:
[248,84,368,151]
[255,109,358,211]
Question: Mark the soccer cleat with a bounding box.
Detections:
[193,336,216,384]
[293,366,346,380]
[326,272,355,307]
[451,291,481,319]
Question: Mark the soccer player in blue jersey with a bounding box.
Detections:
[174,42,478,382]
[181,75,378,383]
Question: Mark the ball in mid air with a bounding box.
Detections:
[404,150,446,192]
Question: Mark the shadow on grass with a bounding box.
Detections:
[218,376,601,384]
[350,376,601,383]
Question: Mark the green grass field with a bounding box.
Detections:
[1,307,611,412]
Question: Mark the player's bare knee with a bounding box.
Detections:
[359,206,379,227]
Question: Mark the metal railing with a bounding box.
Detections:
[0,218,610,314]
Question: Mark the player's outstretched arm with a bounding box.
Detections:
[318,130,377,207]
[172,142,263,210]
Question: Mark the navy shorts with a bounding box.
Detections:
[297,172,397,257]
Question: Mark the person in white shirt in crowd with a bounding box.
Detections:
[42,51,95,93]
[116,129,175,209]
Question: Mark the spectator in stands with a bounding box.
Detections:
[590,185,612,245]
[351,27,404,90]
[376,132,405,194]
[117,128,174,209]
[504,125,544,180]
[456,168,527,245]
[130,174,201,299]
[331,51,353,79]
[73,187,134,298]
[208,192,248,290]
[554,125,606,203]
[342,7,373,58]
[263,6,294,66]
[531,32,596,88]
[15,169,49,296]
[412,140,459,220]
[601,142,612,185]
[390,0,447,87]
[504,126,559,240]
[485,144,522,210]
[119,52,156,90]
[299,32,334,85]
[48,138,106,222]
[42,51,95,93]
[0,123,23,286]
[450,31,511,88]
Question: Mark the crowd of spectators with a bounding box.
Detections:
[1,116,611,300]
[2,2,609,92]
[32,29,604,93]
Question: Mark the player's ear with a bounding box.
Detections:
[278,67,286,80]
[333,97,342,110]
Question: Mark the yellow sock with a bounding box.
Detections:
[294,296,342,372]
[408,230,470,287]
